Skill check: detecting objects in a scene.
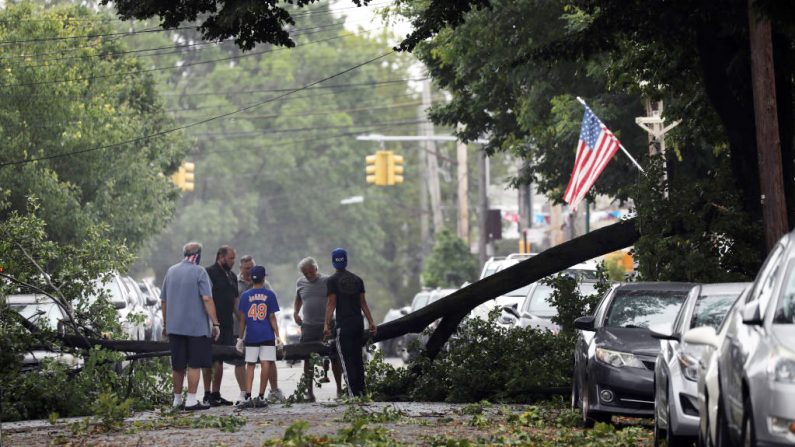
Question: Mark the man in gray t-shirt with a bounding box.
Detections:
[294,257,342,399]
[161,241,220,411]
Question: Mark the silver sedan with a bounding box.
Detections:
[651,282,747,446]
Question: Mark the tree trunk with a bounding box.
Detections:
[748,0,789,250]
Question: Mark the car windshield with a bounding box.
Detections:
[605,290,687,328]
[98,278,127,307]
[9,302,63,329]
[564,268,598,280]
[507,284,532,297]
[774,260,795,324]
[526,282,598,318]
[411,294,430,311]
[690,293,737,330]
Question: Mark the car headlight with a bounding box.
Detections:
[595,348,645,368]
[677,351,700,382]
[768,348,795,383]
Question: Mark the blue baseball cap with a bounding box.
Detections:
[331,248,348,269]
[250,265,267,282]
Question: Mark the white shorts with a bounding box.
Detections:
[245,345,276,363]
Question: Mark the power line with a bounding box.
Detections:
[190,119,424,138]
[0,19,361,66]
[0,29,388,88]
[0,25,197,46]
[161,78,425,97]
[0,50,395,168]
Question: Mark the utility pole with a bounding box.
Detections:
[748,0,789,250]
[421,78,444,234]
[456,123,469,243]
[635,99,680,198]
[478,152,489,266]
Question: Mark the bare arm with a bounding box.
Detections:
[202,295,219,326]
[360,293,377,336]
[270,312,280,343]
[161,301,167,335]
[238,309,246,338]
[323,293,337,338]
[293,294,303,326]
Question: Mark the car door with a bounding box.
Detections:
[720,242,784,435]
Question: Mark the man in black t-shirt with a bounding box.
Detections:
[203,245,240,406]
[323,248,376,397]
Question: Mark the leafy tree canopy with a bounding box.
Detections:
[0,2,186,250]
[421,228,478,288]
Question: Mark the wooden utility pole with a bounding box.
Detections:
[456,123,469,243]
[748,0,789,250]
[478,152,489,265]
[421,78,444,234]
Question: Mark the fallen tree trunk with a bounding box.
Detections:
[374,218,640,359]
[55,336,333,361]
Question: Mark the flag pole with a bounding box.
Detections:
[576,97,646,174]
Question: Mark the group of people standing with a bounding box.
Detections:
[159,242,377,411]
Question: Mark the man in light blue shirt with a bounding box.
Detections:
[161,241,220,410]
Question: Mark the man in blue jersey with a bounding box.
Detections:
[237,265,281,408]
[323,248,377,397]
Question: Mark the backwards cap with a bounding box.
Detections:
[250,265,267,282]
[331,248,348,269]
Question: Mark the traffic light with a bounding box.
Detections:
[182,162,195,192]
[170,161,196,192]
[387,152,404,185]
[366,152,388,185]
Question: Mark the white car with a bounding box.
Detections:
[683,293,742,447]
[7,294,82,371]
[92,273,145,340]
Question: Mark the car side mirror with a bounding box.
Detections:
[113,301,126,310]
[501,306,520,319]
[649,322,678,340]
[574,316,596,331]
[682,326,719,348]
[146,297,158,306]
[741,301,763,325]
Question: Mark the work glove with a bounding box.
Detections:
[235,337,245,354]
[211,325,220,341]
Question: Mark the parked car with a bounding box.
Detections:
[6,294,82,371]
[138,280,164,341]
[475,259,600,326]
[379,306,410,357]
[650,282,748,447]
[682,290,748,447]
[506,280,600,332]
[92,273,144,340]
[401,288,457,361]
[572,282,694,426]
[686,230,795,447]
[121,276,152,341]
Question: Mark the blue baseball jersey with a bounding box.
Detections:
[238,287,280,344]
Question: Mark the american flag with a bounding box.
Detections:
[563,105,622,209]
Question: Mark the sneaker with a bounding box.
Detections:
[209,394,233,406]
[235,398,255,409]
[319,376,331,384]
[254,397,268,408]
[183,401,210,411]
[268,389,285,402]
[202,393,211,405]
[305,394,316,403]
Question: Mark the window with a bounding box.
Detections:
[604,289,688,328]
[774,260,795,324]
[747,244,785,319]
[690,293,738,330]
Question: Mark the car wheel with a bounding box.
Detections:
[741,393,755,447]
[580,381,610,428]
[715,393,731,447]
[653,412,665,447]
[665,408,691,447]
[570,379,579,411]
